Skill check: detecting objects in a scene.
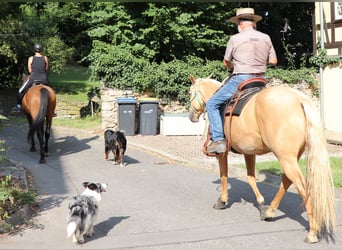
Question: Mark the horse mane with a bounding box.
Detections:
[197,77,222,87]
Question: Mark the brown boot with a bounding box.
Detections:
[206,140,226,154]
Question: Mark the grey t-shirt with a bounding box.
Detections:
[224,27,277,74]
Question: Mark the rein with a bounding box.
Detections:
[189,81,206,116]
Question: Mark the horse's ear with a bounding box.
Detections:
[189,74,196,85]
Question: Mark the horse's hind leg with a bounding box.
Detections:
[244,154,265,205]
[260,174,292,220]
[29,131,36,152]
[27,119,36,152]
[277,157,318,243]
[44,128,50,155]
[44,119,52,155]
[37,125,46,164]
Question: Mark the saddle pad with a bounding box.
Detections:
[225,86,265,116]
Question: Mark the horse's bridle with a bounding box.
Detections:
[189,82,206,117]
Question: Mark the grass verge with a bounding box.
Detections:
[49,65,99,102]
[53,116,101,130]
[5,115,101,131]
[237,157,342,188]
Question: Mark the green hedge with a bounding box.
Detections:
[87,42,317,106]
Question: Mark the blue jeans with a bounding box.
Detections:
[206,74,256,142]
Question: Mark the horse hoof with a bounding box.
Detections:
[304,234,318,244]
[39,159,46,164]
[213,198,227,209]
[259,203,274,221]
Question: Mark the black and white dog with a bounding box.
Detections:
[104,129,127,166]
[66,182,107,244]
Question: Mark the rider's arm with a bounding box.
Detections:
[28,56,33,74]
[223,59,234,72]
[44,56,49,71]
[268,57,277,66]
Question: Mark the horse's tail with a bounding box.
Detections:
[27,88,49,143]
[301,100,336,235]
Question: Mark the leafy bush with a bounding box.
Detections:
[88,45,317,106]
[266,67,317,86]
[0,138,37,233]
[0,174,37,233]
[309,48,342,68]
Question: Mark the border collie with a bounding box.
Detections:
[104,129,127,166]
[66,182,107,244]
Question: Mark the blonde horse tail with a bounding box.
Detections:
[302,100,336,235]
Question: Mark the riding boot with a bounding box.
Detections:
[12,104,22,114]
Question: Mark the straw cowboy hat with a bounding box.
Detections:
[229,8,262,24]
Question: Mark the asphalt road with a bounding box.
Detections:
[0,120,341,249]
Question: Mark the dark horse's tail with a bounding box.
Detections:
[27,88,49,144]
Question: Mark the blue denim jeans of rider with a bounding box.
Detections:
[206,74,257,142]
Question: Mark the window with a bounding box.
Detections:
[334,2,342,20]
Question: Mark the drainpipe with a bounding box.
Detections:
[319,2,325,127]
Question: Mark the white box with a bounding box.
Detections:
[160,114,206,136]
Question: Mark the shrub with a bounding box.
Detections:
[87,42,317,106]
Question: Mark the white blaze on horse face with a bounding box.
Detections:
[189,85,203,121]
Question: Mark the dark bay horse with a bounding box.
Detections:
[188,74,336,243]
[21,79,56,163]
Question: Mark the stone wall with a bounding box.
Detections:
[55,98,89,118]
[0,89,17,115]
[100,88,135,131]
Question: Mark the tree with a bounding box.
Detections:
[0,2,315,90]
[0,2,25,88]
[0,2,74,88]
[254,2,314,68]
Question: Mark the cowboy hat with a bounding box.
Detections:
[229,8,262,24]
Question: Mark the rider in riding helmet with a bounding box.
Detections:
[12,43,49,114]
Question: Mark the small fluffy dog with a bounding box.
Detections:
[104,129,127,166]
[66,182,107,244]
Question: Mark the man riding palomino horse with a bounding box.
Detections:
[188,7,336,244]
[12,43,50,114]
[206,7,277,154]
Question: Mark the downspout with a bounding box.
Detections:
[319,2,325,127]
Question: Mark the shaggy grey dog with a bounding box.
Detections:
[66,182,107,244]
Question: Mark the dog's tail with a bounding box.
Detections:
[66,221,77,238]
[66,204,83,238]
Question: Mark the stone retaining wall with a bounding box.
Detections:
[55,98,89,118]
[100,88,128,131]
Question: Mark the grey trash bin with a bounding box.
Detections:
[117,97,137,136]
[139,98,159,135]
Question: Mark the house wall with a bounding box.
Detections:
[314,2,342,55]
[314,2,342,143]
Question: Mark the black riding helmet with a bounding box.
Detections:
[34,43,43,52]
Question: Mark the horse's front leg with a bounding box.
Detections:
[213,152,228,209]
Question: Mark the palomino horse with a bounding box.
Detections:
[188,74,336,243]
[21,77,56,163]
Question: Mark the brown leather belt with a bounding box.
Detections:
[234,73,265,77]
